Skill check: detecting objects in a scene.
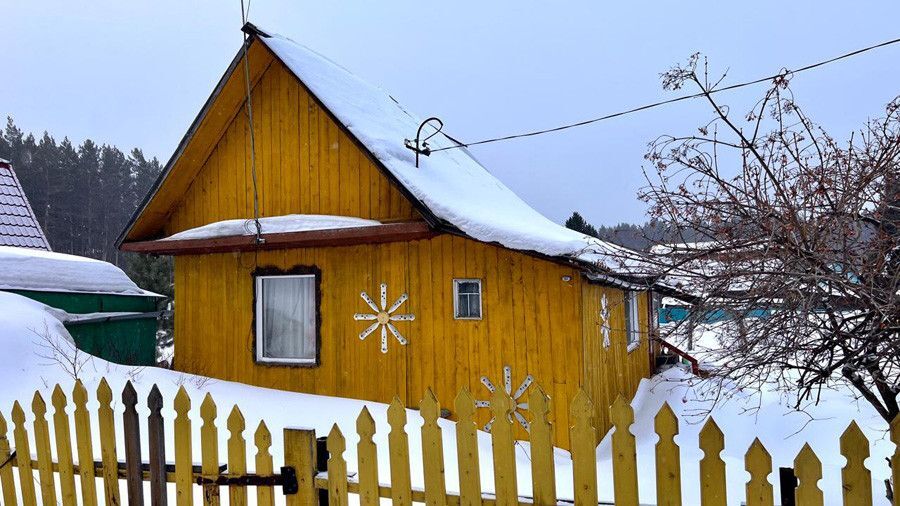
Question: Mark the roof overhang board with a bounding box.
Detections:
[118,39,275,245]
[582,271,653,291]
[120,221,437,255]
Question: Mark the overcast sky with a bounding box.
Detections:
[4,1,900,226]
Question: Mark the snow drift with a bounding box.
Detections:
[0,245,144,295]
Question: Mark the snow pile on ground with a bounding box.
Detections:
[1,291,893,504]
[0,245,144,295]
[161,214,382,241]
[256,29,645,273]
[616,367,893,505]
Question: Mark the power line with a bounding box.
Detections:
[431,35,900,153]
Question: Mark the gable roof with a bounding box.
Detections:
[120,24,646,276]
[0,159,51,250]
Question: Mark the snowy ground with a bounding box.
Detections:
[1,291,893,505]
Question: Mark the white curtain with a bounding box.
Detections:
[625,291,640,344]
[261,276,316,361]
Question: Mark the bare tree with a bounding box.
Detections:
[639,54,900,423]
[32,321,88,381]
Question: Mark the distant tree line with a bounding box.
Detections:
[0,117,172,299]
[564,211,706,250]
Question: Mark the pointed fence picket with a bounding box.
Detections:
[387,397,412,506]
[841,421,873,505]
[745,438,774,506]
[51,385,77,506]
[200,393,221,506]
[227,406,248,506]
[794,443,823,506]
[147,385,167,506]
[356,407,379,506]
[327,425,349,506]
[174,386,193,506]
[73,379,99,506]
[420,389,447,506]
[489,388,518,506]
[0,413,16,506]
[11,401,36,506]
[97,378,121,506]
[611,395,639,506]
[454,388,482,506]
[528,386,556,506]
[2,377,900,506]
[698,417,727,506]
[654,402,681,506]
[31,392,57,506]
[570,390,598,506]
[254,421,275,506]
[123,381,144,506]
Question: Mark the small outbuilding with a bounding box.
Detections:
[0,159,161,365]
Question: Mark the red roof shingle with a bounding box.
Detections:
[0,160,51,250]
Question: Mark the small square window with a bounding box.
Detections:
[255,274,318,365]
[453,279,482,319]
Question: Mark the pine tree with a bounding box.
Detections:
[564,211,599,237]
[57,138,80,251]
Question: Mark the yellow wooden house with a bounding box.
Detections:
[119,24,658,447]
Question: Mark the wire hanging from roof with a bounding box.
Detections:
[241,0,264,244]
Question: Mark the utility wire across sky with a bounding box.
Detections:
[428,35,900,153]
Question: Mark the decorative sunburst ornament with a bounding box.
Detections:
[475,365,534,432]
[600,293,611,348]
[353,283,415,353]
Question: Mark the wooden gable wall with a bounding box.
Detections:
[165,57,420,237]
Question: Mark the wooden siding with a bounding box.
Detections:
[581,282,652,437]
[165,59,419,237]
[174,235,595,446]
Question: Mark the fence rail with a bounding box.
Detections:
[1,378,899,505]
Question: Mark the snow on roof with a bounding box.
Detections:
[255,28,643,273]
[0,161,51,250]
[648,241,719,256]
[162,214,381,241]
[0,245,146,295]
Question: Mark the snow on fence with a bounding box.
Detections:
[0,378,898,506]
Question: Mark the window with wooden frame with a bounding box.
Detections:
[453,279,483,320]
[624,290,641,351]
[255,273,319,365]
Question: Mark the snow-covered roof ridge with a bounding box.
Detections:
[252,25,645,274]
[0,246,147,295]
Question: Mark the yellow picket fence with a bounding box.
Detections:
[1,377,900,505]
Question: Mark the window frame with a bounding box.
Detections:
[624,290,642,352]
[453,278,483,320]
[252,266,322,367]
